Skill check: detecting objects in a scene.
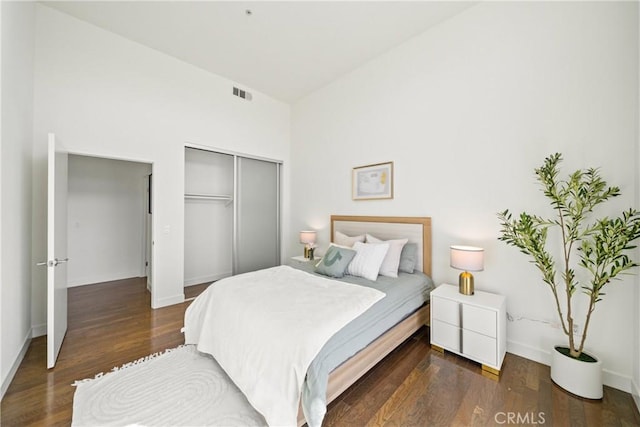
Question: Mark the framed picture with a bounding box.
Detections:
[352,161,394,200]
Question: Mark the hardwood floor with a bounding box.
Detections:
[2,277,639,426]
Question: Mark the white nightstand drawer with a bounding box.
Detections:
[431,319,461,352]
[463,329,497,366]
[462,304,497,338]
[430,284,506,374]
[432,296,460,327]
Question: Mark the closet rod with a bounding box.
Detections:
[184,193,233,201]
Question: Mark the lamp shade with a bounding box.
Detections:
[299,230,317,245]
[450,245,484,271]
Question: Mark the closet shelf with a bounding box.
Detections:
[184,193,233,206]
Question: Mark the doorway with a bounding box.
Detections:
[67,155,152,289]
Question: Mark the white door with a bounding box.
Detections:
[47,133,69,369]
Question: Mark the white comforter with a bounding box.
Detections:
[183,265,384,427]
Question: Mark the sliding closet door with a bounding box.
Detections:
[235,157,280,274]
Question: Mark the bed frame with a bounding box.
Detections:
[298,215,432,425]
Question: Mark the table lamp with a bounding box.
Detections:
[299,231,317,259]
[450,245,484,295]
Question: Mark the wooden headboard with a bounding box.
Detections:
[330,215,432,277]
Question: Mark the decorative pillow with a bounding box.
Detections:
[366,234,408,278]
[346,241,390,281]
[399,243,418,274]
[314,244,356,278]
[334,231,365,247]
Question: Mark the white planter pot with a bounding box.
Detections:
[550,345,603,399]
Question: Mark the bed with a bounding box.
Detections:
[184,215,433,427]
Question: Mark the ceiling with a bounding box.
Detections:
[45,1,476,103]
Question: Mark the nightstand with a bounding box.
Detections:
[430,283,506,375]
[290,255,319,265]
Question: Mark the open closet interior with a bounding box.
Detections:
[184,147,281,287]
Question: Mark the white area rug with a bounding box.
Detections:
[71,345,267,427]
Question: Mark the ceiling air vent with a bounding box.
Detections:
[233,86,252,101]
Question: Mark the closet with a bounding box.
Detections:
[184,147,281,286]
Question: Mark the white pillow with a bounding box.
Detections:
[334,230,365,247]
[366,234,408,278]
[347,241,390,281]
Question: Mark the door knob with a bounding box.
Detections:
[35,258,69,267]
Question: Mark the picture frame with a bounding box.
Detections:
[352,161,394,200]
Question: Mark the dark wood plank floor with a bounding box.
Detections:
[2,277,639,426]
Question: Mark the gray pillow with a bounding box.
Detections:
[398,243,418,273]
[314,245,356,278]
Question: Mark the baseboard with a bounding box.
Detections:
[152,293,185,309]
[1,331,32,400]
[602,368,632,393]
[31,323,47,338]
[67,270,142,287]
[184,272,231,287]
[507,340,632,393]
[632,378,640,414]
[507,340,550,366]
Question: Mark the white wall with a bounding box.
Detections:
[292,2,639,392]
[31,4,290,333]
[67,155,151,287]
[1,1,35,398]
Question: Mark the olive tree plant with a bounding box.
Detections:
[497,153,640,359]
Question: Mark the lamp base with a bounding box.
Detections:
[304,246,311,259]
[459,271,474,295]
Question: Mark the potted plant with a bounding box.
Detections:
[497,153,640,399]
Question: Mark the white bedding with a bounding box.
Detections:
[183,265,385,427]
